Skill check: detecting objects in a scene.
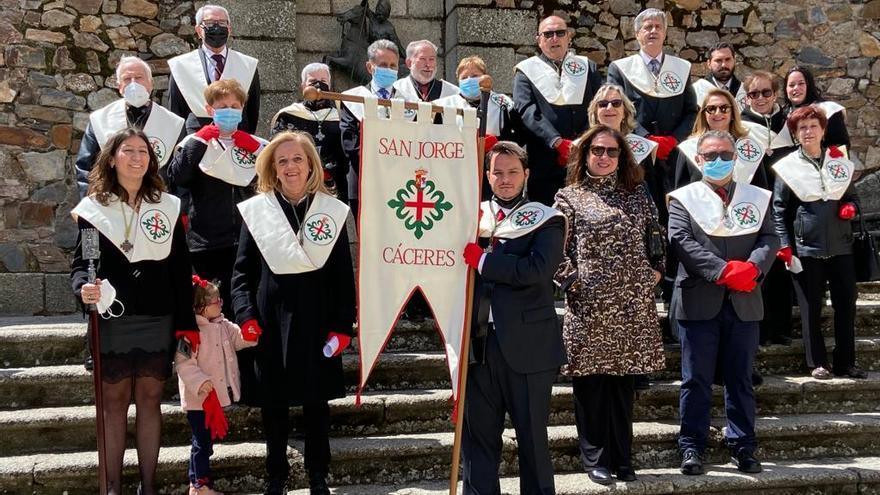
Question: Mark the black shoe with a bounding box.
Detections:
[732,449,762,473]
[616,465,637,481]
[752,370,764,386]
[835,366,868,379]
[309,471,330,495]
[680,449,704,475]
[263,478,287,495]
[633,375,650,390]
[587,467,614,485]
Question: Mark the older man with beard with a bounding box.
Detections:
[392,39,459,117]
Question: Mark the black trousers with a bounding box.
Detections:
[571,375,635,472]
[760,258,794,343]
[261,401,331,482]
[792,255,857,372]
[190,246,237,317]
[462,332,557,495]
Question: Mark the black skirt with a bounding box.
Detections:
[96,314,174,383]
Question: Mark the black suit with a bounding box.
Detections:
[463,211,566,495]
[513,55,602,206]
[166,48,261,134]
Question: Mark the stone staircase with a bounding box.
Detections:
[3,288,880,494]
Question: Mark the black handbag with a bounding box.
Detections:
[853,210,880,282]
[645,216,666,267]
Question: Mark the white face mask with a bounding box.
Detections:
[123,81,150,108]
[97,279,125,318]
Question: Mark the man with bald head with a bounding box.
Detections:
[513,15,602,205]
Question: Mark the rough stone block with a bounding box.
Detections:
[68,0,104,15]
[5,45,47,69]
[25,29,66,44]
[293,14,339,53]
[39,89,87,110]
[120,0,158,18]
[41,10,76,29]
[203,0,295,38]
[409,0,444,18]
[296,0,329,14]
[256,91,295,138]
[394,18,443,52]
[20,150,68,182]
[233,39,298,92]
[0,20,24,44]
[0,273,44,315]
[0,126,51,148]
[149,32,190,57]
[452,7,536,45]
[14,104,72,123]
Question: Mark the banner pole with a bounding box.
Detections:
[302,86,470,116]
[449,75,493,495]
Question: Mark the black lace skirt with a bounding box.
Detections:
[96,314,174,383]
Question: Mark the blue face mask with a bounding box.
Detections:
[702,157,735,181]
[458,77,480,99]
[372,66,398,89]
[213,107,242,133]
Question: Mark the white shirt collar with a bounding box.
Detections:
[639,49,663,67]
[201,45,228,63]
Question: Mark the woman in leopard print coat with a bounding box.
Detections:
[554,125,665,483]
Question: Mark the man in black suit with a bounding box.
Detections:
[692,42,745,108]
[461,141,566,495]
[667,130,779,476]
[166,4,260,134]
[513,15,602,206]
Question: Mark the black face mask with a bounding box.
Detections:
[304,81,333,110]
[202,24,229,49]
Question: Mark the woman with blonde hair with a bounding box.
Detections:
[586,83,659,169]
[230,131,355,494]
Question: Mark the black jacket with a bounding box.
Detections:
[772,148,858,258]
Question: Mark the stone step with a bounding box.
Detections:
[2,373,879,457]
[3,337,880,409]
[1,413,879,493]
[3,300,880,367]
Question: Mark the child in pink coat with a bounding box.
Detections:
[175,275,261,495]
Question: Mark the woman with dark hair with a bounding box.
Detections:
[554,125,665,484]
[231,131,355,494]
[781,66,850,149]
[771,105,864,380]
[71,128,197,495]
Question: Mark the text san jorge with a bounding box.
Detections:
[378,137,465,160]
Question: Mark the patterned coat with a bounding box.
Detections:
[554,177,666,376]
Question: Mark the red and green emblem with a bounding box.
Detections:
[304,213,336,246]
[387,168,453,239]
[563,59,586,77]
[231,146,257,169]
[627,136,648,156]
[731,202,760,229]
[736,138,762,163]
[826,160,849,182]
[660,71,682,92]
[513,207,544,228]
[149,137,166,162]
[139,209,172,243]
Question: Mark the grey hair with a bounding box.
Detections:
[697,130,736,151]
[300,62,331,84]
[195,5,230,25]
[405,39,438,59]
[115,56,153,82]
[367,39,399,62]
[587,83,638,135]
[634,8,667,33]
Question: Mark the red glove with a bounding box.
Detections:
[829,146,845,159]
[483,133,498,152]
[463,242,483,269]
[647,135,678,160]
[241,319,262,342]
[323,169,332,182]
[555,138,573,167]
[716,260,759,292]
[194,124,220,143]
[776,246,793,264]
[202,390,228,440]
[181,213,189,231]
[175,330,200,353]
[326,332,351,357]
[838,202,857,220]
[232,130,261,153]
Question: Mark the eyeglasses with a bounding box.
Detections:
[699,151,735,161]
[589,146,620,158]
[597,99,623,109]
[539,29,568,39]
[703,104,731,115]
[747,89,774,99]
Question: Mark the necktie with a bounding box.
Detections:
[715,186,729,205]
[492,210,506,248]
[649,59,660,76]
[377,88,390,100]
[211,54,225,81]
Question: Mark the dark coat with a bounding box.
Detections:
[471,215,567,374]
[783,101,850,149]
[230,191,356,407]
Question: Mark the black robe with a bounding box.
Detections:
[231,191,356,407]
[783,99,851,150]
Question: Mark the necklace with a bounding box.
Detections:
[282,192,311,244]
[120,198,139,254]
[307,108,331,142]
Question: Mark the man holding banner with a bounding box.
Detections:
[461,141,566,494]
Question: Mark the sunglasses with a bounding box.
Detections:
[589,146,621,158]
[699,151,735,161]
[703,104,731,115]
[597,99,623,109]
[747,89,774,99]
[540,29,568,39]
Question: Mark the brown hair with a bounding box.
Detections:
[691,88,749,139]
[456,55,487,78]
[204,79,247,106]
[743,70,779,93]
[255,131,331,196]
[192,276,221,315]
[486,140,528,171]
[87,128,164,205]
[567,125,644,191]
[787,104,828,136]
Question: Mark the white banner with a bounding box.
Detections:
[357,97,480,403]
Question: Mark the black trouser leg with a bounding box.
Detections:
[462,338,506,495]
[760,258,794,343]
[828,255,857,373]
[261,404,291,482]
[793,257,829,368]
[607,375,635,470]
[573,375,635,472]
[302,401,331,476]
